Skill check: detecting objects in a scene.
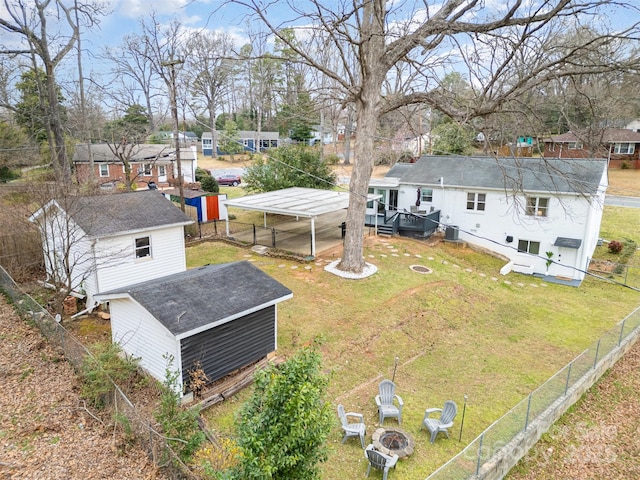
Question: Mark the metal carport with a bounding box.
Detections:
[222,187,380,256]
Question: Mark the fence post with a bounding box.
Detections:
[475,433,485,476]
[214,219,218,236]
[618,319,627,346]
[272,228,276,248]
[565,361,573,396]
[524,393,532,430]
[593,339,601,369]
[252,224,257,244]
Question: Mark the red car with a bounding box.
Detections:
[216,173,242,186]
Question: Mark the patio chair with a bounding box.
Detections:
[337,404,366,448]
[375,379,403,425]
[421,400,458,443]
[364,444,398,480]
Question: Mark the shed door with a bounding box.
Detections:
[180,306,276,390]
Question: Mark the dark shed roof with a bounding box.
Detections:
[389,156,606,195]
[60,190,192,238]
[97,261,292,337]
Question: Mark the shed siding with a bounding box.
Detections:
[109,299,181,390]
[94,226,186,303]
[180,306,276,389]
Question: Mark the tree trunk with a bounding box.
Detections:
[45,63,71,184]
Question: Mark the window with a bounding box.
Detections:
[518,240,540,255]
[614,143,635,154]
[466,192,486,211]
[367,187,374,208]
[567,142,583,150]
[203,138,212,148]
[421,188,433,203]
[526,197,549,217]
[99,164,109,177]
[158,165,166,177]
[135,236,151,259]
[143,164,152,176]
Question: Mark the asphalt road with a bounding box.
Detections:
[605,195,640,208]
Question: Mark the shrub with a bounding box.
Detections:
[324,153,341,165]
[200,175,219,193]
[155,355,205,464]
[232,344,333,479]
[608,240,624,254]
[80,342,140,408]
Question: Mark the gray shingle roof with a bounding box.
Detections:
[388,156,607,195]
[99,261,293,337]
[65,190,193,238]
[73,144,176,163]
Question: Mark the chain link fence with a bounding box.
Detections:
[426,305,640,480]
[0,266,199,479]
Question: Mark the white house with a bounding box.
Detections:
[94,261,292,396]
[368,156,608,283]
[29,191,193,308]
[176,145,198,184]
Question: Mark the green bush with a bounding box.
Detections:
[155,355,205,464]
[200,175,219,193]
[231,344,333,479]
[80,342,140,408]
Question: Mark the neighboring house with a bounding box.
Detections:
[393,133,430,156]
[368,155,608,283]
[625,119,640,132]
[73,143,195,189]
[309,125,333,145]
[175,145,199,184]
[93,261,293,396]
[543,128,640,168]
[29,190,193,308]
[201,131,280,156]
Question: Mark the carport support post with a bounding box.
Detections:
[310,217,316,257]
[263,212,267,228]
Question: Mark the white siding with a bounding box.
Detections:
[397,183,602,281]
[109,298,182,392]
[91,226,187,305]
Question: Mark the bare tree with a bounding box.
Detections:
[0,0,105,184]
[233,0,640,274]
[185,30,235,158]
[101,34,165,131]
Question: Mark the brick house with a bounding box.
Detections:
[543,128,640,168]
[73,144,177,189]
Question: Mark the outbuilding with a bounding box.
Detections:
[94,261,292,396]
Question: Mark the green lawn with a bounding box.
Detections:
[188,203,640,479]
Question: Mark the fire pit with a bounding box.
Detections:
[372,427,415,459]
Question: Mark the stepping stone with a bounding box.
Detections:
[291,265,298,269]
[465,268,472,272]
[305,266,312,270]
[504,280,511,285]
[391,253,399,257]
[491,277,498,281]
[517,282,525,287]
[415,254,422,258]
[453,264,460,268]
[428,257,434,261]
[380,254,387,258]
[279,264,286,268]
[529,284,538,287]
[479,273,486,278]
